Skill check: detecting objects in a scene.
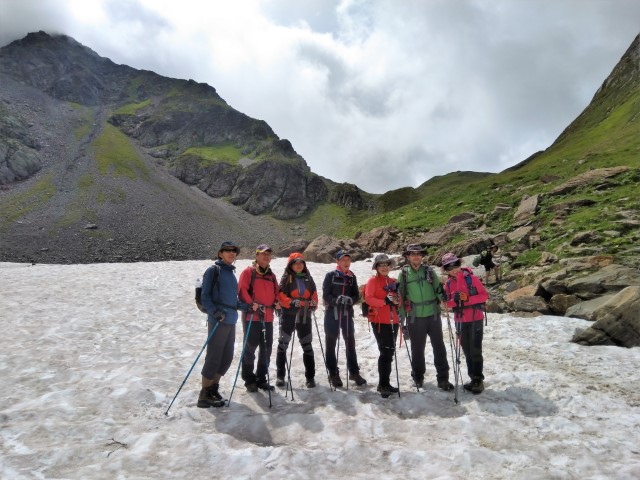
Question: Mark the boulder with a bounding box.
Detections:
[276,239,310,257]
[509,295,550,314]
[566,264,640,299]
[507,226,534,242]
[548,294,581,315]
[303,235,342,263]
[513,194,540,225]
[548,166,629,196]
[353,226,400,252]
[572,286,640,347]
[565,294,618,321]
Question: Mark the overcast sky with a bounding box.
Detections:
[1,0,639,193]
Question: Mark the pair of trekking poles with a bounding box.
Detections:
[165,306,272,415]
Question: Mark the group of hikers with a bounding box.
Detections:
[195,241,489,408]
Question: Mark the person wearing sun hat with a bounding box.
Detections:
[364,253,402,398]
[198,241,243,408]
[237,244,280,393]
[441,252,488,394]
[322,249,366,388]
[275,252,319,388]
[397,244,453,391]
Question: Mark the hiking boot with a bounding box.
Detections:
[245,382,258,393]
[330,373,343,388]
[471,379,484,394]
[463,381,473,392]
[197,384,225,408]
[438,380,454,391]
[305,378,316,388]
[350,372,367,386]
[377,384,399,398]
[257,379,275,392]
[413,377,424,389]
[276,376,286,387]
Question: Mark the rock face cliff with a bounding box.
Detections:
[0,31,367,220]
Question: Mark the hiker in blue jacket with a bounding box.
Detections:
[198,241,246,408]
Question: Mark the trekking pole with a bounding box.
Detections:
[165,320,221,415]
[444,306,461,405]
[402,314,419,392]
[227,312,254,407]
[285,309,301,401]
[334,303,342,392]
[344,303,350,391]
[260,311,273,408]
[312,311,331,390]
[391,306,401,398]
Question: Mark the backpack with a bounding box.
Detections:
[472,255,481,267]
[195,264,221,313]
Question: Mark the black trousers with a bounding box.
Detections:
[324,308,360,376]
[371,322,399,386]
[276,311,315,379]
[241,319,273,384]
[406,314,450,382]
[457,319,484,380]
[201,322,235,380]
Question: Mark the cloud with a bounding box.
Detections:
[1,0,639,193]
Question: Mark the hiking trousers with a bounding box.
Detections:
[276,311,315,380]
[324,310,360,376]
[370,322,398,386]
[201,322,235,380]
[457,319,484,380]
[407,313,450,382]
[241,319,274,384]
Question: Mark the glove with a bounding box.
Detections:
[385,294,395,305]
[213,310,226,322]
[309,300,317,308]
[403,300,412,313]
[292,299,302,307]
[337,295,353,306]
[453,292,468,305]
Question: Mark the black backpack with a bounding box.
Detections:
[195,264,221,313]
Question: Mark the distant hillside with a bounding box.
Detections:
[344,34,640,267]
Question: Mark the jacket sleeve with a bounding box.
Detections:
[432,273,445,302]
[466,275,489,306]
[201,266,217,315]
[238,268,253,304]
[277,274,292,308]
[365,277,386,308]
[323,272,335,305]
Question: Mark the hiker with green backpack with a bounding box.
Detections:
[397,244,454,392]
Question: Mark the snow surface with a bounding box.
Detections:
[1,258,639,480]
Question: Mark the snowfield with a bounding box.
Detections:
[1,258,639,479]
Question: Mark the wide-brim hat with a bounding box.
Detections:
[441,252,460,267]
[218,241,240,258]
[372,253,395,270]
[403,243,425,256]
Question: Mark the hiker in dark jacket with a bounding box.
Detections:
[275,252,319,388]
[397,244,453,391]
[198,241,244,408]
[322,250,366,388]
[478,244,500,284]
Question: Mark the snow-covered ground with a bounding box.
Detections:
[1,258,639,480]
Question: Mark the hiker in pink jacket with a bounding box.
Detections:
[442,252,488,394]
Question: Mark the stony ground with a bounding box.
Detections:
[0,77,289,264]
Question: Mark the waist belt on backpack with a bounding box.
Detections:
[407,299,438,323]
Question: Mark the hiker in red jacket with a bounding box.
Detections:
[238,244,280,393]
[442,252,489,394]
[364,254,402,398]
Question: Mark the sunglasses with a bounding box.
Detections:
[443,264,457,271]
[222,248,238,253]
[377,262,391,268]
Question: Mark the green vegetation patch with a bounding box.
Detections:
[70,103,95,141]
[113,99,151,116]
[0,173,56,231]
[93,123,148,179]
[179,144,243,167]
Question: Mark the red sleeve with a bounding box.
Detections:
[365,277,386,308]
[238,268,253,304]
[467,275,488,305]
